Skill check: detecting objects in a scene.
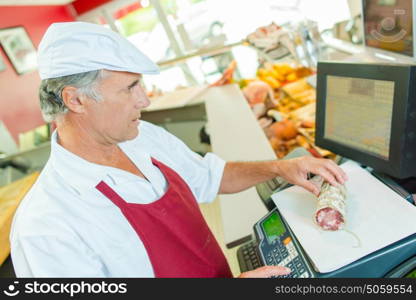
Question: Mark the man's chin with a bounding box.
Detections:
[125,127,140,141]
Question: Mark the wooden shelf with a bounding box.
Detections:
[0,172,39,266]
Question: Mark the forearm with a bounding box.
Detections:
[219,161,280,194]
[219,156,348,196]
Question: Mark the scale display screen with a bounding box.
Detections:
[324,75,394,160]
[405,269,416,278]
[262,213,286,243]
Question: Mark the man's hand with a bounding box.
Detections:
[238,266,291,278]
[276,156,348,196]
[219,156,348,195]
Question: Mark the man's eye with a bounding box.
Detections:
[127,80,140,91]
[127,85,136,92]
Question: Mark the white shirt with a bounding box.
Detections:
[10,121,225,277]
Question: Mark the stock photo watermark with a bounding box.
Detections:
[370,8,407,43]
[2,281,127,297]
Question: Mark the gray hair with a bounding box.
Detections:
[39,70,107,122]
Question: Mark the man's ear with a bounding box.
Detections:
[61,86,85,114]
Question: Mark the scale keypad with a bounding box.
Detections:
[265,237,310,278]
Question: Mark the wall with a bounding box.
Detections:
[71,0,112,15]
[347,0,361,17]
[0,6,75,143]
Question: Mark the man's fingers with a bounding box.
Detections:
[239,266,291,278]
[313,167,339,187]
[300,179,320,196]
[256,266,291,278]
[324,160,347,184]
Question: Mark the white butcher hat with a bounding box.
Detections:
[37,21,159,80]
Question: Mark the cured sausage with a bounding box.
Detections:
[315,182,346,231]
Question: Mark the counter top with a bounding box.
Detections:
[203,84,276,247]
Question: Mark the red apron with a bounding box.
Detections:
[95,157,233,278]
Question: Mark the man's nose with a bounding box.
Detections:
[134,88,151,109]
[137,96,150,109]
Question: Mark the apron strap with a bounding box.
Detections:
[150,157,160,167]
[96,181,126,207]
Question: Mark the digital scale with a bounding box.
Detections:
[237,207,416,277]
[254,208,313,278]
[244,148,416,278]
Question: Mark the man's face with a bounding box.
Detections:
[82,70,150,144]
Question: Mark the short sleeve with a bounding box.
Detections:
[181,151,226,204]
[12,234,106,277]
[154,124,226,204]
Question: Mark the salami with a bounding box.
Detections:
[315,181,347,231]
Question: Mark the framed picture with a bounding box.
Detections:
[0,26,37,75]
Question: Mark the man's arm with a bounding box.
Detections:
[219,156,348,196]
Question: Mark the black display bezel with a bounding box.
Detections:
[316,61,415,178]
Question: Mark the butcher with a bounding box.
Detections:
[10,22,347,278]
